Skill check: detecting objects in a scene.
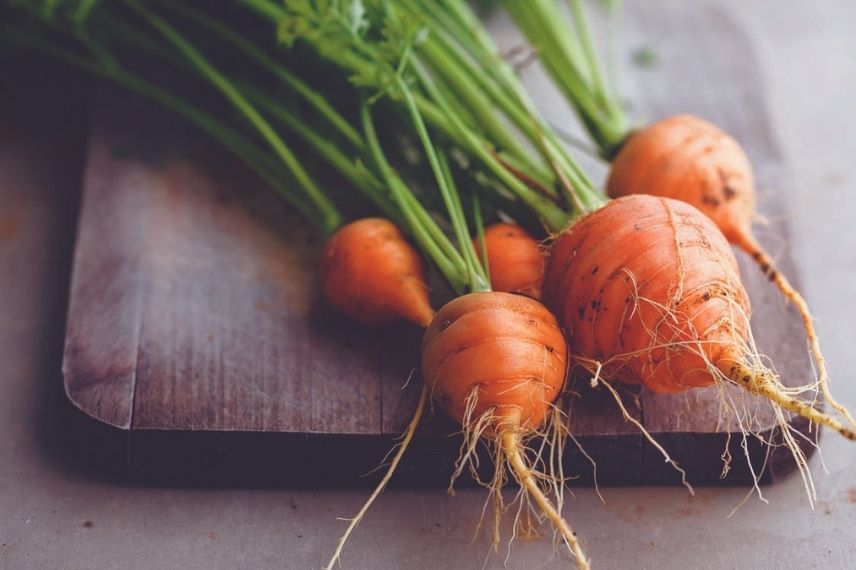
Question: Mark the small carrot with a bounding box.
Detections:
[606,115,753,245]
[319,218,434,328]
[543,195,855,445]
[423,292,566,430]
[422,291,586,566]
[473,222,545,299]
[327,291,587,569]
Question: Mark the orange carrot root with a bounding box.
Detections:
[473,223,545,299]
[606,115,755,246]
[543,195,855,446]
[319,218,434,327]
[324,292,587,568]
[423,292,589,568]
[607,115,854,430]
[422,292,567,430]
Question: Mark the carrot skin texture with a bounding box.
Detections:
[607,116,856,428]
[544,195,749,393]
[319,218,434,328]
[474,223,545,299]
[421,292,590,566]
[422,291,567,431]
[607,114,754,246]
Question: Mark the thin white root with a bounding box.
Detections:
[500,425,590,570]
[561,392,604,504]
[324,384,429,570]
[592,368,695,495]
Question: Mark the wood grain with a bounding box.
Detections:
[61,1,816,486]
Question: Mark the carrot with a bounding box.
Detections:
[474,222,545,299]
[423,292,565,429]
[422,291,585,566]
[326,291,587,569]
[605,114,854,427]
[319,218,434,328]
[543,195,855,445]
[606,115,753,244]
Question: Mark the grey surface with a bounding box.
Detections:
[2,2,856,569]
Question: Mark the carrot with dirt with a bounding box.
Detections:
[541,192,855,502]
[502,0,855,430]
[415,0,856,488]
[247,0,856,480]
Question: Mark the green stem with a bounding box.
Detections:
[393,74,489,292]
[567,0,625,124]
[126,0,342,235]
[568,0,606,103]
[418,38,545,177]
[86,11,390,220]
[241,83,398,219]
[361,103,469,294]
[503,0,629,158]
[163,1,365,151]
[471,191,490,285]
[424,20,600,211]
[0,24,331,234]
[242,0,560,202]
[436,150,486,291]
[412,59,572,232]
[244,85,464,271]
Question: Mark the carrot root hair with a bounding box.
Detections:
[587,362,695,495]
[574,283,829,506]
[734,230,856,431]
[727,360,856,442]
[499,417,590,570]
[449,387,589,570]
[324,383,429,570]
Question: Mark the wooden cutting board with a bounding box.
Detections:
[61,1,817,487]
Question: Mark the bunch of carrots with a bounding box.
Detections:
[2,1,853,568]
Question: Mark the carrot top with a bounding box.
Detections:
[503,0,630,159]
[2,0,501,295]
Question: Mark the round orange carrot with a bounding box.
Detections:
[606,115,853,426]
[422,291,587,567]
[423,291,565,428]
[328,291,588,570]
[543,195,855,441]
[473,223,545,299]
[319,218,433,328]
[607,115,754,245]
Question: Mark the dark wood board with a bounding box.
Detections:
[61,1,816,487]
